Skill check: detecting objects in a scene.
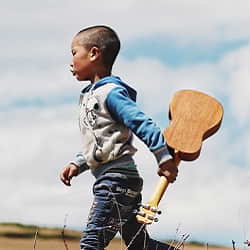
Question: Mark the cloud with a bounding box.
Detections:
[2,0,249,111]
[116,44,250,128]
[219,46,250,126]
[2,0,250,45]
[114,58,222,117]
[0,104,93,227]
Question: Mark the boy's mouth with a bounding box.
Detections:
[70,69,76,76]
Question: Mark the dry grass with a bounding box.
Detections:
[0,224,232,250]
[0,237,232,250]
[0,237,124,250]
[0,223,79,239]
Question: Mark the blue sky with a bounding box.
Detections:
[122,38,249,67]
[1,0,250,248]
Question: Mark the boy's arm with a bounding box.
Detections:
[106,87,178,182]
[106,87,172,163]
[60,152,89,186]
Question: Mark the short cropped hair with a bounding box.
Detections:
[76,25,120,69]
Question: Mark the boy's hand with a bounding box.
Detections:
[158,155,180,183]
[60,163,79,186]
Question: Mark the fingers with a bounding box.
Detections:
[169,173,177,183]
[60,164,79,186]
[164,170,178,183]
[68,167,78,179]
[158,169,176,183]
[158,159,179,183]
[169,165,178,183]
[60,167,71,186]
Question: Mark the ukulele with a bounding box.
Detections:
[136,89,224,224]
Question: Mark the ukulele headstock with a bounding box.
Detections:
[136,204,161,225]
[136,176,170,224]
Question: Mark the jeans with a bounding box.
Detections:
[80,172,176,250]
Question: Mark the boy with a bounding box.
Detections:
[60,25,179,250]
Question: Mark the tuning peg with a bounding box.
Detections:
[150,207,158,213]
[146,215,159,222]
[147,215,155,221]
[149,206,162,215]
[142,204,150,209]
[137,210,146,217]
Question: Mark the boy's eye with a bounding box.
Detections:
[72,50,76,56]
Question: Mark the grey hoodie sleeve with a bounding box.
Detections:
[69,152,89,175]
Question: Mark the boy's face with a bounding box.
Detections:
[70,36,93,81]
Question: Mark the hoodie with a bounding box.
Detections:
[71,76,172,177]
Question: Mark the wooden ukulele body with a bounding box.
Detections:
[164,90,223,161]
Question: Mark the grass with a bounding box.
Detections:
[0,223,80,240]
[0,223,232,250]
[0,237,232,250]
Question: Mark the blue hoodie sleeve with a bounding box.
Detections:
[106,86,172,165]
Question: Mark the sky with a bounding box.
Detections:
[1,0,250,247]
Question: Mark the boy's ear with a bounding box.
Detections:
[89,46,101,62]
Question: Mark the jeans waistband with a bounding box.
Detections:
[91,155,135,178]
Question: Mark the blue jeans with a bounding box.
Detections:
[80,172,176,250]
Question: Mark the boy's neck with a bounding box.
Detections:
[91,69,111,83]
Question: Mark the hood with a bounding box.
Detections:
[82,76,137,101]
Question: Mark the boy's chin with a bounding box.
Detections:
[75,75,88,82]
[75,75,84,81]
